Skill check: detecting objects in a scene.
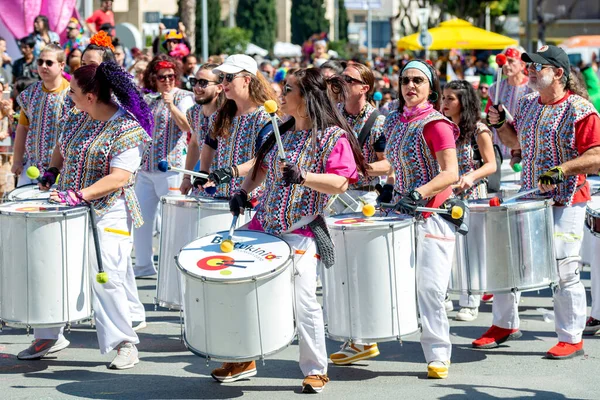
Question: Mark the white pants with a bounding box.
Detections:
[283,233,328,377]
[459,294,481,308]
[492,204,587,343]
[417,214,457,363]
[581,228,600,320]
[16,161,35,187]
[133,171,179,275]
[35,214,139,353]
[125,255,146,323]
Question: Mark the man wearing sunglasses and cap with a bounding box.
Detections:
[478,45,600,360]
[11,44,72,186]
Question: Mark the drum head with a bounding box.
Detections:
[6,185,52,201]
[197,196,229,210]
[0,200,86,216]
[587,194,600,211]
[177,230,292,282]
[327,213,414,231]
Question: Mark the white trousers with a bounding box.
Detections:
[581,228,600,320]
[125,255,146,323]
[283,233,328,377]
[35,214,139,353]
[16,161,35,187]
[133,171,179,275]
[417,214,457,363]
[459,294,481,308]
[492,204,587,343]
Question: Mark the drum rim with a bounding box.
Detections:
[153,297,182,311]
[6,184,53,201]
[0,315,93,328]
[176,230,294,283]
[0,201,89,217]
[161,195,201,208]
[327,213,415,231]
[448,279,557,295]
[468,197,553,211]
[197,196,231,210]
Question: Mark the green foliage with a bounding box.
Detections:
[218,27,253,55]
[237,0,277,52]
[291,0,330,45]
[195,0,223,56]
[338,0,349,42]
[328,40,350,59]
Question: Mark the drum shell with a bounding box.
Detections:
[156,196,252,310]
[449,199,557,295]
[323,217,419,342]
[0,205,91,327]
[177,259,295,362]
[585,196,600,238]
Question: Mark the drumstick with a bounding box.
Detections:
[157,160,209,179]
[220,215,238,253]
[87,203,109,284]
[489,187,539,207]
[264,100,286,161]
[380,202,464,219]
[494,54,507,105]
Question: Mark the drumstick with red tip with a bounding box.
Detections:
[494,54,507,106]
[157,160,209,179]
[488,187,539,207]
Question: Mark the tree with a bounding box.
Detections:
[194,0,222,57]
[219,27,253,55]
[237,0,277,52]
[179,0,196,53]
[535,0,581,46]
[338,0,349,42]
[291,0,329,45]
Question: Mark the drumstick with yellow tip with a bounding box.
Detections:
[356,197,376,217]
[379,202,464,219]
[264,100,286,161]
[220,215,239,253]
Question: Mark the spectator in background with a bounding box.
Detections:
[12,36,39,82]
[180,54,198,91]
[579,63,600,112]
[312,40,329,64]
[86,0,114,35]
[478,75,493,118]
[31,15,60,58]
[66,48,82,73]
[113,44,126,68]
[260,61,275,80]
[0,37,12,84]
[129,60,148,87]
[320,60,346,78]
[64,18,88,58]
[207,55,223,65]
[270,81,282,98]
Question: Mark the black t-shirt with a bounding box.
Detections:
[12,57,39,81]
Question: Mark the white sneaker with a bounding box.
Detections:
[109,342,139,370]
[17,336,70,360]
[456,307,479,322]
[132,321,147,332]
[444,299,454,313]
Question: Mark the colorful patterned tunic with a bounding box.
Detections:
[186,104,210,144]
[338,102,385,189]
[256,126,347,235]
[17,80,72,172]
[488,78,533,157]
[207,107,271,198]
[384,109,458,202]
[456,122,490,200]
[58,109,151,227]
[516,93,598,206]
[142,88,194,171]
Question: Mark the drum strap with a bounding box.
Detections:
[307,215,335,268]
[357,110,381,148]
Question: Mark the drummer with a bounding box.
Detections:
[369,60,460,379]
[328,62,389,364]
[478,45,600,359]
[179,63,225,195]
[212,68,367,394]
[133,54,194,278]
[18,62,151,369]
[81,31,116,66]
[442,80,496,322]
[486,46,533,166]
[10,44,72,186]
[193,54,276,198]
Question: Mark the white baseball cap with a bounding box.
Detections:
[213,54,258,76]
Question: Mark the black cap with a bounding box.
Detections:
[521,45,570,77]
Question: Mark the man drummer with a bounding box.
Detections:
[479,45,600,359]
[10,44,72,186]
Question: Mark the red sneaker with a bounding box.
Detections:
[481,294,494,302]
[546,342,584,359]
[472,325,522,349]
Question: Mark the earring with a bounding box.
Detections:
[296,105,309,119]
[428,92,439,102]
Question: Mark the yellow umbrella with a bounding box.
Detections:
[397,19,518,51]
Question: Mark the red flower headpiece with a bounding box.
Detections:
[155,61,176,71]
[89,31,115,51]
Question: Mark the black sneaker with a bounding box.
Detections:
[584,317,600,336]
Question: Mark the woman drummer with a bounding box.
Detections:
[210,68,367,394]
[18,62,151,369]
[442,80,497,322]
[133,54,194,278]
[369,60,459,379]
[192,54,277,198]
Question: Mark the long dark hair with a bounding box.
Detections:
[34,15,49,35]
[73,62,154,135]
[397,60,442,111]
[444,80,480,145]
[252,68,368,179]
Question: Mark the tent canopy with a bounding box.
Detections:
[397,19,518,51]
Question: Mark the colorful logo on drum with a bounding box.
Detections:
[197,255,255,276]
[334,217,371,225]
[210,235,281,262]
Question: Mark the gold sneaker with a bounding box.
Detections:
[330,342,380,365]
[211,361,257,383]
[302,374,330,393]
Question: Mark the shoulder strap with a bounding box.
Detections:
[357,109,381,147]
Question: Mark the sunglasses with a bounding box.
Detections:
[157,74,176,82]
[526,62,553,72]
[37,59,56,67]
[400,76,427,86]
[218,73,245,84]
[66,26,78,31]
[342,74,365,85]
[189,77,219,88]
[282,84,293,96]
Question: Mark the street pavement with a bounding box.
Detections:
[1,268,598,400]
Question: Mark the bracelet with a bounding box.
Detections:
[232,165,239,178]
